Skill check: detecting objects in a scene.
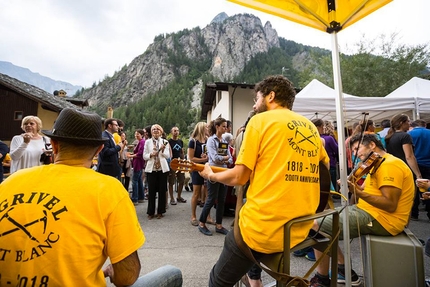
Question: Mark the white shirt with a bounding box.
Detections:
[10,135,49,173]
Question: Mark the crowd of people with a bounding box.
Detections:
[1,74,429,287]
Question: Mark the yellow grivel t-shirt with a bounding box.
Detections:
[236,109,329,253]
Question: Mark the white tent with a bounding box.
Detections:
[293,79,425,125]
[296,79,358,98]
[386,77,430,120]
[386,77,430,98]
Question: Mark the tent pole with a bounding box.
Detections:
[331,32,352,287]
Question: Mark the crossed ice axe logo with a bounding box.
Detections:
[0,207,48,243]
[294,127,318,148]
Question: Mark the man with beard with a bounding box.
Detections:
[310,133,414,287]
[199,75,329,287]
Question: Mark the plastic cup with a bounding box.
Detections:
[416,178,428,193]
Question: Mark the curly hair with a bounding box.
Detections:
[254,75,296,109]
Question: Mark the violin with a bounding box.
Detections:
[348,151,384,183]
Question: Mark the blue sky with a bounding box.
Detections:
[0,0,428,87]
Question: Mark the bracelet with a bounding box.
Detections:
[208,173,216,184]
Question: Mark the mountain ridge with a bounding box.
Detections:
[0,61,83,96]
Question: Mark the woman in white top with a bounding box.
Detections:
[10,115,51,174]
[143,124,171,219]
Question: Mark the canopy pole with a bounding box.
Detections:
[331,32,352,287]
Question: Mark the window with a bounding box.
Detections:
[14,111,23,121]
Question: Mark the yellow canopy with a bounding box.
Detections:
[227,0,392,33]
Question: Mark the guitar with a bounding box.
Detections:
[170,158,227,173]
[170,159,331,212]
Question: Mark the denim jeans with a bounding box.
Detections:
[132,169,144,202]
[209,231,265,286]
[130,265,183,287]
[199,181,226,224]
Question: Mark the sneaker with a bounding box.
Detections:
[305,249,316,261]
[198,225,212,236]
[293,246,313,257]
[185,185,190,192]
[310,274,330,287]
[332,268,361,286]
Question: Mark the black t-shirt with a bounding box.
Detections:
[188,139,204,158]
[169,138,184,159]
[386,131,413,163]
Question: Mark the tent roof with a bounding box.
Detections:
[297,79,357,98]
[386,77,430,98]
[293,78,425,124]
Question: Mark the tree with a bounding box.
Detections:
[310,33,430,97]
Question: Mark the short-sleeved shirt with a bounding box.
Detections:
[169,138,184,159]
[236,109,329,253]
[357,153,414,235]
[386,131,413,163]
[408,127,430,167]
[0,164,145,286]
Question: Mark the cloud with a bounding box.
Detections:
[0,0,428,88]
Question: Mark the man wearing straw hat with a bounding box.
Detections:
[0,108,182,287]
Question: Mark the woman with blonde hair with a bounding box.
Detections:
[10,115,51,173]
[143,124,171,219]
[188,122,211,226]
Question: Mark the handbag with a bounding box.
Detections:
[40,137,53,165]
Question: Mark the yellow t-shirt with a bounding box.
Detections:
[0,164,144,286]
[236,109,329,253]
[357,153,414,235]
[113,132,121,144]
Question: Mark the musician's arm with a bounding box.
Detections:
[403,143,422,179]
[200,163,251,186]
[354,185,401,213]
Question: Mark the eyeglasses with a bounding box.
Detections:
[254,96,262,103]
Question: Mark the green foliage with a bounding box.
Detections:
[306,34,430,97]
[85,31,429,140]
[113,74,200,138]
[233,38,330,88]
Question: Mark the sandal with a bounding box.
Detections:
[190,219,199,226]
[206,218,216,225]
[177,197,187,203]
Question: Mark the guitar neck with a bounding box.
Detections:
[191,162,227,173]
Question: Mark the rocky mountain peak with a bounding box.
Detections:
[211,12,229,24]
[80,13,280,110]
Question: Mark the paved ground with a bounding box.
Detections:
[106,189,430,286]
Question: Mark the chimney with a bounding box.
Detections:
[107,107,114,119]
